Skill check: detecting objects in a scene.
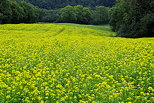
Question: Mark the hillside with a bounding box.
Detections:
[0,24,153,102]
[17,0,115,9]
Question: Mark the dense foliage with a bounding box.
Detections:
[57,5,110,24]
[92,6,111,25]
[17,0,115,9]
[110,0,154,37]
[0,0,41,24]
[0,0,111,25]
[40,9,59,23]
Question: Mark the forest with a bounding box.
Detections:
[16,0,115,9]
[0,0,112,24]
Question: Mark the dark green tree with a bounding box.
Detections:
[0,13,4,24]
[110,0,154,37]
[74,5,85,24]
[19,1,41,23]
[40,9,59,22]
[0,0,12,24]
[74,5,92,24]
[0,0,42,24]
[58,5,77,23]
[10,0,25,23]
[82,7,92,24]
[16,0,115,9]
[92,6,110,25]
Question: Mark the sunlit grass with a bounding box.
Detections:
[55,23,112,32]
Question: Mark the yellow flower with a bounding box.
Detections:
[0,23,153,103]
[37,96,42,101]
[6,95,11,99]
[40,100,45,103]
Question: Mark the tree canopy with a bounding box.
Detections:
[0,0,111,25]
[18,0,115,9]
[0,0,41,24]
[57,5,110,25]
[110,0,154,37]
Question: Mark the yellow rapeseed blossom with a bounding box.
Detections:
[0,24,153,103]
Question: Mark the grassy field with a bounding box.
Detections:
[55,23,112,32]
[0,24,153,103]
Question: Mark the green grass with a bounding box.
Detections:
[55,23,112,32]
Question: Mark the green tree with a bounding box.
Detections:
[74,5,92,24]
[0,0,12,24]
[110,0,154,37]
[15,0,115,9]
[10,0,25,23]
[0,0,41,24]
[58,5,77,23]
[19,1,41,23]
[40,9,59,22]
[82,7,92,24]
[0,13,4,24]
[92,6,110,25]
[74,5,84,24]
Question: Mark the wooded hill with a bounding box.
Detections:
[16,0,115,9]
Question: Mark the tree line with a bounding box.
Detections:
[50,5,110,25]
[16,0,115,9]
[0,0,111,25]
[0,0,41,24]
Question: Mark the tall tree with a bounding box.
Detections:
[58,5,77,23]
[15,0,115,9]
[74,5,92,24]
[10,0,25,23]
[0,0,41,24]
[110,0,154,37]
[40,9,59,23]
[19,1,41,23]
[0,0,12,24]
[92,6,110,25]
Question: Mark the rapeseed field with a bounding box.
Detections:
[0,24,153,103]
